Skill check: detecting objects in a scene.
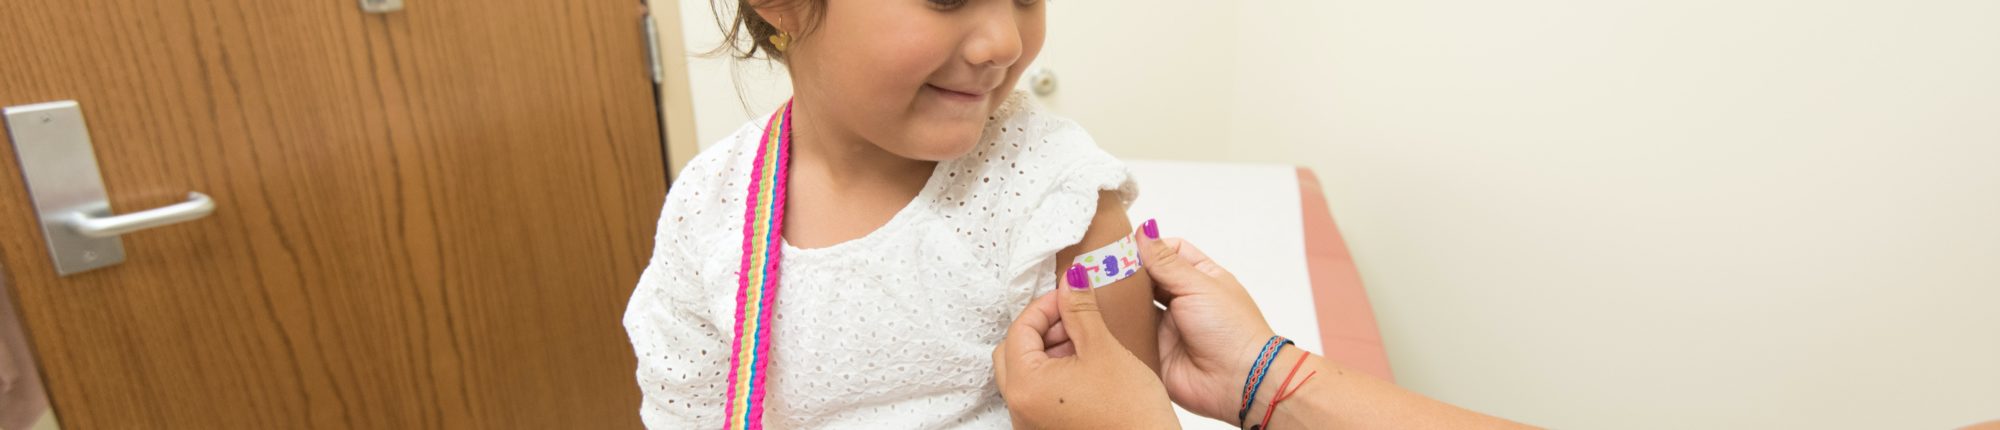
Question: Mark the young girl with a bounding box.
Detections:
[624,0,1159,427]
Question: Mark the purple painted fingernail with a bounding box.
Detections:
[1066,264,1090,291]
[1142,218,1159,239]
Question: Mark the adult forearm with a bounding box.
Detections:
[1243,350,1535,430]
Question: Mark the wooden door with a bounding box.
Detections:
[0,0,664,428]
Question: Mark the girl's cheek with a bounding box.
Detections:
[816,5,943,96]
[876,24,958,85]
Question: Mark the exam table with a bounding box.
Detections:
[1125,160,1392,428]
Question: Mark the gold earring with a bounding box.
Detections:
[769,32,791,52]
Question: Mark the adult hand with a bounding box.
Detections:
[1134,220,1280,422]
[994,264,1180,429]
[1137,220,1542,430]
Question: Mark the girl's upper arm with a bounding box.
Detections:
[1053,190,1162,374]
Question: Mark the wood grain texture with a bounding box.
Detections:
[0,0,664,428]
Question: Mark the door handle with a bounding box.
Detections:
[68,192,216,238]
[5,100,219,276]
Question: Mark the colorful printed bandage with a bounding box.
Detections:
[1072,236,1142,289]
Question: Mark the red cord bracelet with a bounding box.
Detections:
[1253,352,1318,430]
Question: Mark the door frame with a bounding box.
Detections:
[649,0,700,177]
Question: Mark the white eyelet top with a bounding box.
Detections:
[624,91,1138,429]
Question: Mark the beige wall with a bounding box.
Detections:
[676,0,789,149]
[671,0,2000,427]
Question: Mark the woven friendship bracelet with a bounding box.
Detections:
[1237,335,1293,425]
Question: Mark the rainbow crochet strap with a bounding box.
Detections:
[723,101,793,430]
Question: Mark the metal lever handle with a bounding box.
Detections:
[68,192,215,238]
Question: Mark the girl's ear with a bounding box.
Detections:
[750,3,797,36]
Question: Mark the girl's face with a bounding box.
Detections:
[774,0,1047,161]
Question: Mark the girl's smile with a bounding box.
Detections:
[925,83,993,103]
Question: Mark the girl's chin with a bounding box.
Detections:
[891,131,983,162]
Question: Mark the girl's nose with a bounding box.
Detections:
[963,8,1025,68]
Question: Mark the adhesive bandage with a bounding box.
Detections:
[1071,236,1142,289]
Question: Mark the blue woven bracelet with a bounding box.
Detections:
[1237,335,1294,425]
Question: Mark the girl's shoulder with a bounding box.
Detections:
[655,120,771,254]
[676,117,772,188]
[938,91,1137,208]
[934,92,1140,276]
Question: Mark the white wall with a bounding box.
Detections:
[674,0,2000,427]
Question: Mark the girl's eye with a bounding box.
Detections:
[926,0,1039,11]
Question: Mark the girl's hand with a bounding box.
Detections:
[993,264,1180,430]
[1133,221,1281,422]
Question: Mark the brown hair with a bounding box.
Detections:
[712,0,825,62]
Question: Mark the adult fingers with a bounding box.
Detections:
[1166,238,1237,283]
[1043,320,1070,346]
[1135,220,1216,300]
[1043,320,1075,358]
[1057,263,1121,359]
[999,290,1061,379]
[1046,339,1077,358]
[991,344,1007,392]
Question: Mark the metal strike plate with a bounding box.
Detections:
[361,0,403,14]
[4,101,126,275]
